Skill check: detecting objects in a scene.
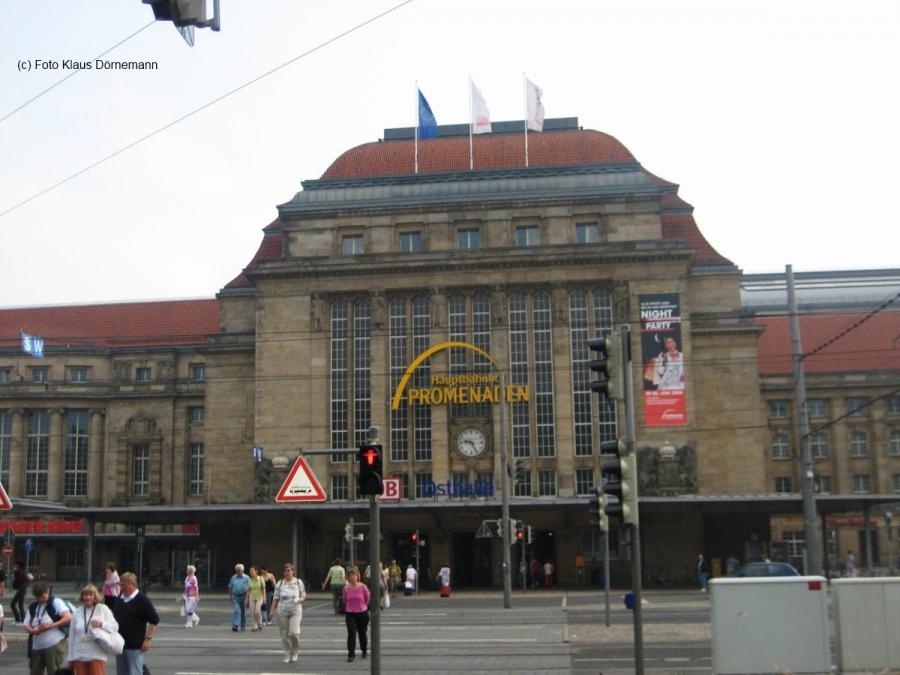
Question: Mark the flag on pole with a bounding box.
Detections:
[525,78,545,132]
[470,80,492,134]
[21,331,44,358]
[418,89,437,139]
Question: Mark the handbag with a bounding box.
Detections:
[91,626,125,655]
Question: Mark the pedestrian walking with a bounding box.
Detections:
[67,583,119,675]
[260,566,276,625]
[101,562,120,609]
[321,558,346,614]
[182,564,200,628]
[269,562,306,664]
[228,563,250,631]
[543,560,555,588]
[845,550,858,577]
[113,571,159,675]
[404,564,417,595]
[697,553,710,591]
[437,563,451,598]
[10,561,29,623]
[388,559,401,598]
[248,566,266,631]
[342,569,370,662]
[22,580,72,675]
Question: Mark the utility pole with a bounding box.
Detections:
[787,264,821,574]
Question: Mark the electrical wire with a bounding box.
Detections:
[0,0,414,220]
[0,21,156,125]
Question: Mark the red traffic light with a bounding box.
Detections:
[361,446,380,466]
[411,530,418,542]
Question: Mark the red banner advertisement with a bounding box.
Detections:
[639,294,687,426]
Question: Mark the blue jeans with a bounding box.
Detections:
[116,648,145,675]
[231,593,247,628]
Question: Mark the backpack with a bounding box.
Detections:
[28,595,75,638]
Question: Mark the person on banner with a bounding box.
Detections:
[22,580,72,675]
[113,572,159,675]
[644,336,685,390]
[68,584,119,675]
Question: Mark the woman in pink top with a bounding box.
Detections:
[102,562,120,609]
[341,569,370,662]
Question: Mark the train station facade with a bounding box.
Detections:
[2,118,898,588]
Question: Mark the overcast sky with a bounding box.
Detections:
[2,0,898,308]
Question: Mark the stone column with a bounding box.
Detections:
[8,410,25,496]
[47,409,64,501]
[88,410,106,505]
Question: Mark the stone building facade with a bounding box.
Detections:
[1,119,897,587]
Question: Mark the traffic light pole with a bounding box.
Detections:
[622,325,644,675]
[499,372,513,609]
[369,494,381,675]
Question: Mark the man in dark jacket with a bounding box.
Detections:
[10,561,29,623]
[113,572,159,675]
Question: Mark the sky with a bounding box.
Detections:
[2,0,898,308]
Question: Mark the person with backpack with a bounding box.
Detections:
[22,579,72,675]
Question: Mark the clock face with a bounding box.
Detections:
[457,428,486,458]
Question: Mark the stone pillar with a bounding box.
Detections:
[88,410,106,505]
[8,410,25,496]
[47,409,64,501]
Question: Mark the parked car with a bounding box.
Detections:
[728,561,800,577]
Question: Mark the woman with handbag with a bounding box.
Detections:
[67,584,120,675]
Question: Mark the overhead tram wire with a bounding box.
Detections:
[0,0,415,220]
[0,21,156,125]
[800,288,900,361]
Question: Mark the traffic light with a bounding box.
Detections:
[515,520,525,541]
[588,334,620,401]
[588,485,609,532]
[600,439,639,526]
[344,522,353,542]
[526,525,533,545]
[513,459,526,485]
[411,529,418,543]
[143,0,219,28]
[358,443,384,496]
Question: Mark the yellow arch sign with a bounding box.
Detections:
[390,341,499,411]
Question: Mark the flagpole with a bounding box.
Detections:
[414,81,419,174]
[468,76,474,171]
[523,73,529,168]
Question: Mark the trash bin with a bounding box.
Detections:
[624,592,635,610]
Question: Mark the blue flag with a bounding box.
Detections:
[21,331,44,358]
[418,89,437,139]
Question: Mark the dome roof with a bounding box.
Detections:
[321,128,637,179]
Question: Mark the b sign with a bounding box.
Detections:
[380,478,401,503]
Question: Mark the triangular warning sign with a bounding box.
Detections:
[275,457,327,503]
[0,482,11,510]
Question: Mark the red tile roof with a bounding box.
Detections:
[224,218,285,290]
[756,311,900,375]
[321,129,637,179]
[0,299,220,349]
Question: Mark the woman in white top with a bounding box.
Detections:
[269,563,306,664]
[68,583,119,675]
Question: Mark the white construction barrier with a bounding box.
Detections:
[710,576,830,674]
[832,577,900,673]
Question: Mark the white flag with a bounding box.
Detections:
[526,78,544,132]
[470,80,492,134]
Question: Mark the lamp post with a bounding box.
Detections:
[885,511,893,568]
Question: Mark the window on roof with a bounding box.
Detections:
[399,231,422,253]
[576,222,600,244]
[342,234,364,256]
[458,228,480,250]
[515,225,540,247]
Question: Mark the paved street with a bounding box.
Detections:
[0,588,712,674]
